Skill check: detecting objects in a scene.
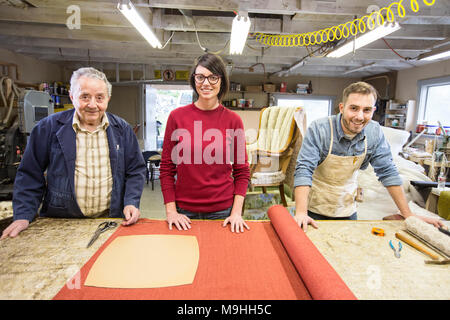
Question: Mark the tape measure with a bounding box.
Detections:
[371,227,385,237]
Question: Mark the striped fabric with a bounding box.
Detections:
[72,112,112,217]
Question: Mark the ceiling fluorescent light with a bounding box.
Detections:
[327,22,401,58]
[419,45,450,61]
[118,1,162,49]
[422,50,450,61]
[230,12,251,55]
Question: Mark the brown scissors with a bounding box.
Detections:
[86,221,117,248]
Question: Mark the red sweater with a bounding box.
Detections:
[160,103,250,213]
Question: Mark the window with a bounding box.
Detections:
[417,76,450,127]
[144,84,193,151]
[272,94,334,127]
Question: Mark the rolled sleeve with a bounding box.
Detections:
[294,175,313,188]
[380,174,403,187]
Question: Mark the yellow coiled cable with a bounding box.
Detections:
[254,0,436,47]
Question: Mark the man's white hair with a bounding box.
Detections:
[70,67,112,97]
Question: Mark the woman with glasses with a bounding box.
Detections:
[160,53,250,233]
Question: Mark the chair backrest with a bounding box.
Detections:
[142,151,160,162]
[256,106,298,153]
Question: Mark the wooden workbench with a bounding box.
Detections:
[0,218,448,300]
[306,220,449,300]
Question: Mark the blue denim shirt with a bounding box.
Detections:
[13,109,146,222]
[294,113,402,188]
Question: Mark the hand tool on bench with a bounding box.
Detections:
[389,240,402,258]
[87,221,118,248]
[395,231,440,260]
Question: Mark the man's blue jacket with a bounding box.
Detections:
[12,109,146,221]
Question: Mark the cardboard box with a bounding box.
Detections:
[263,84,276,92]
[245,85,262,92]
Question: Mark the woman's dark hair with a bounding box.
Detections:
[190,53,229,102]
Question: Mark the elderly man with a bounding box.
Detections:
[1,67,146,239]
[294,81,444,231]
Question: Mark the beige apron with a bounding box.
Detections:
[307,117,367,217]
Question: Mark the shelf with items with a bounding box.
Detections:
[51,94,73,111]
[223,80,314,110]
[384,100,414,130]
[39,81,70,96]
[39,81,73,111]
[223,90,269,110]
[385,112,406,129]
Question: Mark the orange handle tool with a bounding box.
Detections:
[395,231,440,260]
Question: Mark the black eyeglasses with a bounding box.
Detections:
[193,74,221,85]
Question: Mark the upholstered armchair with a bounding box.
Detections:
[247,106,306,206]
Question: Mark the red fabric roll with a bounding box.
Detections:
[268,205,357,300]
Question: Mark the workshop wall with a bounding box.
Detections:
[102,74,359,135]
[0,48,63,83]
[108,84,141,129]
[395,59,450,101]
[229,74,358,131]
[363,72,397,100]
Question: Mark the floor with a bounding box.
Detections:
[140,179,167,220]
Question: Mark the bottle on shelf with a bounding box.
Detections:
[55,95,61,108]
[437,170,446,191]
[42,82,50,94]
[437,153,447,191]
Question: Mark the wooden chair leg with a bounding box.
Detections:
[150,164,154,191]
[279,184,288,207]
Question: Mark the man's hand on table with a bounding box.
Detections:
[0,205,142,239]
[294,213,318,232]
[122,205,140,226]
[416,215,446,228]
[223,213,250,233]
[0,219,29,240]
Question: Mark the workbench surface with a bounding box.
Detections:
[0,218,448,300]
